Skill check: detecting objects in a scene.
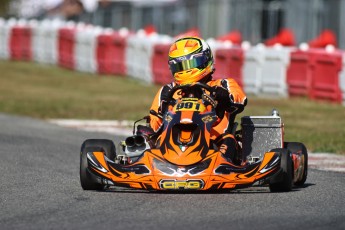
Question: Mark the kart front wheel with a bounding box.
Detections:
[80,139,116,190]
[269,148,293,192]
[81,139,116,161]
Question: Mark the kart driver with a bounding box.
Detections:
[149,36,247,163]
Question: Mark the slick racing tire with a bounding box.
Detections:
[284,142,308,186]
[80,139,116,190]
[269,148,293,192]
[81,139,116,161]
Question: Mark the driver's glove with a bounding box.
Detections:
[158,100,168,117]
[158,85,173,116]
[212,86,233,108]
[212,86,233,118]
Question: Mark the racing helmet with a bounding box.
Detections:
[168,37,214,84]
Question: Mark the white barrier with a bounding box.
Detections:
[0,18,16,60]
[206,38,234,58]
[261,46,293,97]
[125,33,142,80]
[45,20,64,65]
[31,19,48,63]
[126,31,172,83]
[75,25,103,73]
[243,45,265,95]
[31,19,64,65]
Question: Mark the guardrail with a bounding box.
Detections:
[1,18,344,105]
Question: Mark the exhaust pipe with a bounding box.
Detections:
[125,136,135,147]
[134,135,145,146]
[125,135,146,147]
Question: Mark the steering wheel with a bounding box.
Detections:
[165,82,218,108]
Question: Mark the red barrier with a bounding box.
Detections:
[143,24,156,35]
[152,43,172,85]
[216,30,242,45]
[309,49,342,103]
[265,28,295,47]
[10,26,32,61]
[58,27,76,70]
[213,46,244,86]
[308,29,337,48]
[287,50,314,96]
[97,32,127,75]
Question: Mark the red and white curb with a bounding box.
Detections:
[49,119,345,173]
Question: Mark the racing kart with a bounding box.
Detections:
[80,83,308,192]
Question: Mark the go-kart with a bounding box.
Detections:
[80,83,308,192]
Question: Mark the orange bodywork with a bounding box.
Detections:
[87,149,280,191]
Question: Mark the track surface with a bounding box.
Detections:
[0,113,344,230]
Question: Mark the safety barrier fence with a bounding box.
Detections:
[1,18,344,105]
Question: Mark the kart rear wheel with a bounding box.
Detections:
[80,139,116,190]
[269,148,293,192]
[285,142,308,186]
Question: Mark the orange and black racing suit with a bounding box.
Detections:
[149,78,247,163]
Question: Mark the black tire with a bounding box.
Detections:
[269,148,293,192]
[284,142,308,186]
[82,139,116,161]
[80,139,116,190]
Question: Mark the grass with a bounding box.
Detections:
[1,60,344,154]
[0,61,160,120]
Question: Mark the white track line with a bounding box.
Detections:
[308,153,345,173]
[49,119,345,173]
[49,119,134,136]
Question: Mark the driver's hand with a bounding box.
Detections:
[212,86,233,105]
[211,86,234,119]
[158,86,172,116]
[158,100,168,116]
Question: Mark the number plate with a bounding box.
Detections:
[173,98,205,112]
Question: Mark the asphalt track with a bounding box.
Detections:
[0,113,344,230]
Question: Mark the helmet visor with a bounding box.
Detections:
[169,55,207,75]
